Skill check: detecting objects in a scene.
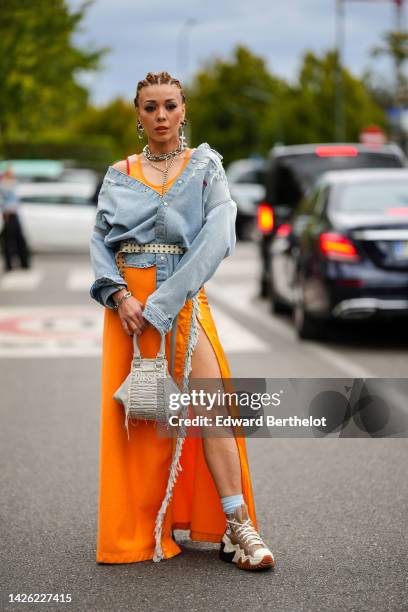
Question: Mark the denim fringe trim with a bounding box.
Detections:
[152,294,201,562]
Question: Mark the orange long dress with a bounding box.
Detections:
[96,150,258,564]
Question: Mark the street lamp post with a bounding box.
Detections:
[335,0,346,142]
[176,18,197,85]
[176,18,197,147]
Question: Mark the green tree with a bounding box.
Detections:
[186,46,386,162]
[282,51,386,144]
[371,31,408,81]
[371,30,408,111]
[186,45,288,164]
[0,0,106,142]
[69,97,138,161]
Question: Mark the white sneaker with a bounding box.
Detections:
[219,503,275,571]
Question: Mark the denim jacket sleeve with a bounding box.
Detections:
[142,151,237,335]
[89,179,128,309]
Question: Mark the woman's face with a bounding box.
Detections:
[137,84,185,149]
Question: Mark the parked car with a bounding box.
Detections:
[226,157,266,240]
[60,167,99,187]
[270,168,408,339]
[0,159,98,187]
[257,142,406,298]
[0,159,65,183]
[16,182,97,252]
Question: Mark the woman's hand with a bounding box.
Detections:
[117,295,151,336]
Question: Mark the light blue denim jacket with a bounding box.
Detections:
[89,142,237,335]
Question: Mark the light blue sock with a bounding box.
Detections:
[221,493,244,515]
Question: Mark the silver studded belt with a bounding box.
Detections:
[115,242,187,279]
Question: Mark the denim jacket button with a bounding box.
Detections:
[163,201,168,206]
[160,255,165,261]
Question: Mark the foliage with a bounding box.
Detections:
[185,46,386,164]
[281,50,386,144]
[186,45,288,164]
[68,97,138,162]
[0,0,106,142]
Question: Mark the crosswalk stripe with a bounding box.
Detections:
[67,269,94,291]
[0,261,256,293]
[215,258,257,277]
[0,300,268,358]
[0,269,44,291]
[204,304,269,353]
[0,305,103,358]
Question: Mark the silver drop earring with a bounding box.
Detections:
[137,120,144,140]
[179,119,187,148]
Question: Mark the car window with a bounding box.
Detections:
[334,180,408,214]
[267,161,303,206]
[285,153,404,191]
[315,185,330,215]
[235,168,266,185]
[296,189,320,216]
[267,151,404,208]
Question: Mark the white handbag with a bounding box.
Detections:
[113,324,183,439]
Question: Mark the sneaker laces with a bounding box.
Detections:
[226,517,265,547]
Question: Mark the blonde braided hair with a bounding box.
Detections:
[134,71,186,108]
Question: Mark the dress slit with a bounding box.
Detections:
[96,266,258,563]
[96,149,258,564]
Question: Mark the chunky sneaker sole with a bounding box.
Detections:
[220,534,275,571]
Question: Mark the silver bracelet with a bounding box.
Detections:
[113,290,132,310]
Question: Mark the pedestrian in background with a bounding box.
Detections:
[0,166,31,272]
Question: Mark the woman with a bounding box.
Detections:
[89,71,274,571]
[0,166,31,272]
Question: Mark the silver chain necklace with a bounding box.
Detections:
[142,139,186,198]
[142,139,185,162]
[145,155,178,197]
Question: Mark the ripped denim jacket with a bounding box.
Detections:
[89,142,237,336]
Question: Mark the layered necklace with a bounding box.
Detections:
[142,139,186,197]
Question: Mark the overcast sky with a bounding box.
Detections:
[68,0,406,105]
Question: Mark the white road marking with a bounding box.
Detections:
[305,344,375,379]
[206,279,294,341]
[0,306,103,358]
[66,269,94,291]
[0,302,267,358]
[0,259,379,374]
[204,304,269,353]
[206,280,376,378]
[0,269,44,290]
[215,259,260,277]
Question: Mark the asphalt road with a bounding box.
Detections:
[0,243,407,612]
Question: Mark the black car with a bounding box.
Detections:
[257,142,406,298]
[270,168,408,339]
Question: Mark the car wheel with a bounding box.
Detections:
[293,284,324,340]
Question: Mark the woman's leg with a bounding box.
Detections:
[188,314,275,570]
[189,318,242,498]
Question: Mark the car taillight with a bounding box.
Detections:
[276,223,292,238]
[257,203,274,233]
[335,279,366,287]
[319,232,360,262]
[315,145,359,157]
